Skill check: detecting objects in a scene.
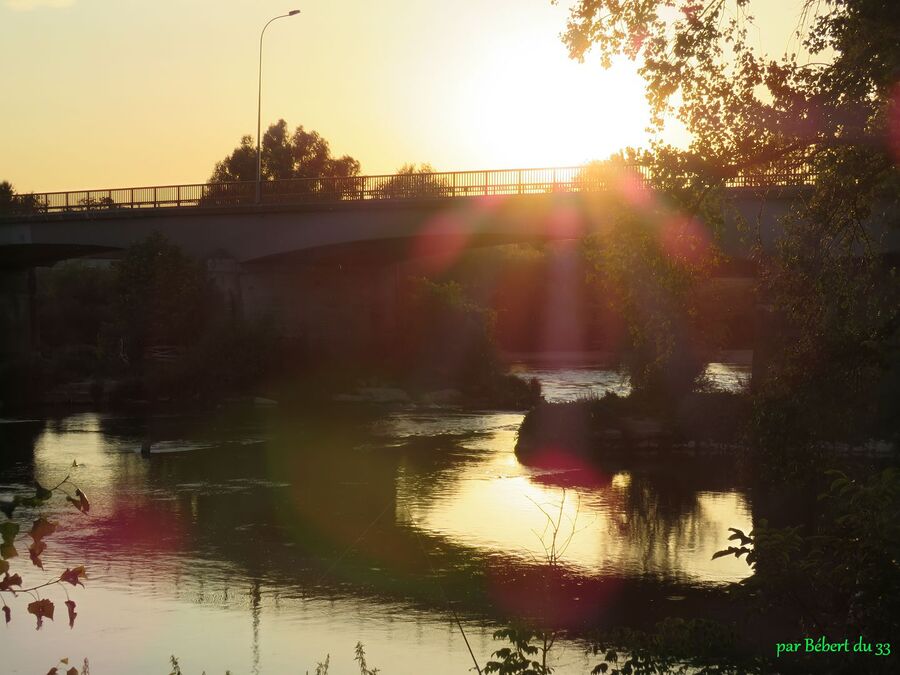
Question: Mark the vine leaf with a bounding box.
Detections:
[0,559,8,574]
[35,482,53,501]
[27,598,54,629]
[727,527,752,546]
[0,572,22,592]
[0,543,18,560]
[67,489,91,514]
[0,521,19,544]
[75,489,90,514]
[66,668,78,675]
[65,599,77,628]
[29,517,58,543]
[60,566,87,588]
[29,541,47,569]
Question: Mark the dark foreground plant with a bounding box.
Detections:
[1,471,90,629]
[714,468,900,641]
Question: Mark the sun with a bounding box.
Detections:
[462,37,650,168]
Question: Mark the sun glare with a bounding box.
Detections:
[463,38,650,168]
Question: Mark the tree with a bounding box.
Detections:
[209,119,361,183]
[0,181,14,212]
[376,163,450,199]
[559,0,900,449]
[0,180,42,216]
[113,232,209,364]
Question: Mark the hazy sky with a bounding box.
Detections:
[0,1,798,192]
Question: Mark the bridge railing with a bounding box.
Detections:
[2,162,816,217]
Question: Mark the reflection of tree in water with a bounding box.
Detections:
[604,461,745,579]
[35,411,745,639]
[0,420,42,480]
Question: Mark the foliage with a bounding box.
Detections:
[485,626,554,675]
[45,657,90,675]
[556,0,900,451]
[140,314,285,402]
[313,654,330,675]
[581,207,716,400]
[0,472,90,630]
[397,278,502,393]
[0,180,42,217]
[113,232,210,364]
[486,491,584,675]
[713,467,900,640]
[38,261,115,351]
[210,119,360,183]
[0,353,47,411]
[376,163,449,199]
[587,618,760,675]
[354,642,380,675]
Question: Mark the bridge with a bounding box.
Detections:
[0,164,894,359]
[0,163,824,266]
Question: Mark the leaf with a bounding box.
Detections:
[0,543,18,560]
[46,668,58,675]
[0,521,19,544]
[29,517,58,543]
[0,498,17,519]
[29,540,47,569]
[68,489,90,514]
[59,566,87,588]
[34,482,53,501]
[66,668,78,675]
[27,598,54,629]
[2,605,9,624]
[65,600,77,628]
[0,572,22,592]
[727,527,752,545]
[0,560,8,574]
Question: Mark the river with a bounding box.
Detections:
[0,362,752,674]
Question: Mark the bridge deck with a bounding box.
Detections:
[2,163,817,219]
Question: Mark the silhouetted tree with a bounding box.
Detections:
[0,181,14,211]
[209,119,361,183]
[0,180,41,216]
[376,163,450,198]
[562,0,900,448]
[114,232,209,363]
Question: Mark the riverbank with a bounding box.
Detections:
[515,391,749,462]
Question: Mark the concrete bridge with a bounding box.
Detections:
[1,165,895,358]
[0,165,825,266]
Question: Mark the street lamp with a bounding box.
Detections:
[257,9,301,204]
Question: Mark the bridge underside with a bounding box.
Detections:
[1,190,895,363]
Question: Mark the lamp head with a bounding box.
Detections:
[289,9,300,15]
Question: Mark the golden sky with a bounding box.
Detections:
[1,0,797,193]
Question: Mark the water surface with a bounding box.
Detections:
[0,364,752,674]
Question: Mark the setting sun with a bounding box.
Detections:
[463,45,650,168]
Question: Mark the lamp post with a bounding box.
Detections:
[257,9,300,204]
